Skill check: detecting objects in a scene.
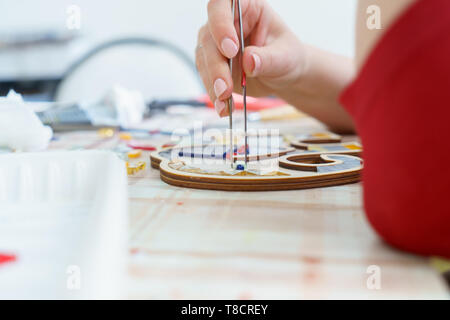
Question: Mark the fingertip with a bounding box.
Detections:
[252,53,262,75]
[207,0,238,58]
[242,53,253,76]
[243,50,262,77]
[221,108,230,117]
[221,102,232,117]
[214,78,234,100]
[214,99,227,117]
[213,78,227,97]
[221,37,239,59]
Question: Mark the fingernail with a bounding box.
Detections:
[252,53,261,75]
[221,38,238,58]
[214,78,227,97]
[214,99,226,116]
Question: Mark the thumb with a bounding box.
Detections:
[242,43,287,78]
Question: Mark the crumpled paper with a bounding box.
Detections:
[0,90,53,151]
[86,85,146,128]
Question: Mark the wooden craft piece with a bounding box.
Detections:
[151,141,362,169]
[289,132,342,149]
[150,133,363,191]
[158,153,362,191]
[293,141,362,155]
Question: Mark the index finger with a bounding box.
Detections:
[207,0,239,59]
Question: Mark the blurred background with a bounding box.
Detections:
[0,0,356,104]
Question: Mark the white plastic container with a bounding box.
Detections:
[0,151,128,299]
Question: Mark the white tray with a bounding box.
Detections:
[0,150,128,299]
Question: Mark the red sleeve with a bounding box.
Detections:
[340,0,450,258]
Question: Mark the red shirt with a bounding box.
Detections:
[340,0,450,258]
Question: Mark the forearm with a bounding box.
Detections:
[276,0,416,133]
[277,44,356,133]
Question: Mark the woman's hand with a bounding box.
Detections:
[196,0,355,133]
[196,0,305,117]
